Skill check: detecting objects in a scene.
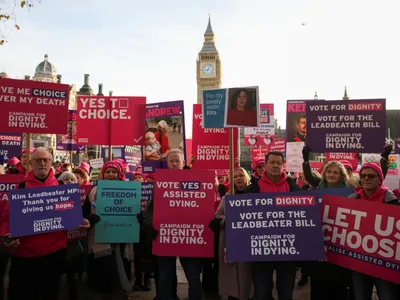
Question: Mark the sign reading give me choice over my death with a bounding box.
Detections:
[8,184,83,237]
[224,189,354,262]
[306,99,386,153]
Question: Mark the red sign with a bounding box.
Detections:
[152,169,215,257]
[76,96,146,145]
[192,104,238,170]
[326,152,358,171]
[0,78,69,134]
[322,194,400,284]
[0,175,25,211]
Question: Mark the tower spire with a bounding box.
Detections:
[204,14,214,36]
[314,91,318,99]
[343,86,349,100]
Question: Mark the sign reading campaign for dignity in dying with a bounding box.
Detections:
[0,132,23,163]
[77,96,146,145]
[224,188,354,262]
[8,184,82,237]
[95,180,141,243]
[192,104,238,171]
[322,194,400,285]
[306,99,386,153]
[0,78,69,134]
[152,169,215,257]
[202,87,260,128]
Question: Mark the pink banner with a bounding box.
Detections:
[322,194,400,284]
[152,169,215,257]
[326,152,358,171]
[0,78,69,134]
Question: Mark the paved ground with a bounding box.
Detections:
[147,121,183,150]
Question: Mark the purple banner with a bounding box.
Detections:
[0,132,23,162]
[306,99,386,153]
[8,184,83,237]
[143,101,186,171]
[225,188,355,262]
[141,182,153,212]
[56,110,86,151]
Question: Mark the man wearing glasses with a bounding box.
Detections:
[1,147,89,300]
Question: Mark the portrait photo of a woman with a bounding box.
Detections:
[225,87,259,127]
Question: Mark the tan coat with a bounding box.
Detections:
[215,197,253,300]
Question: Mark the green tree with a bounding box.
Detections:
[0,0,39,45]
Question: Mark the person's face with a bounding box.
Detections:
[234,169,247,189]
[236,91,248,109]
[167,153,184,170]
[360,168,381,192]
[296,117,306,135]
[21,153,28,166]
[136,167,142,172]
[265,155,284,178]
[146,177,154,183]
[133,174,144,182]
[64,178,76,184]
[75,173,85,185]
[158,125,167,133]
[147,135,156,145]
[104,168,119,180]
[256,163,264,176]
[55,161,61,168]
[31,151,52,178]
[325,166,342,185]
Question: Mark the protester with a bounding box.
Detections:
[245,151,302,300]
[251,158,265,183]
[0,147,89,300]
[86,161,133,299]
[143,149,202,300]
[5,157,20,174]
[13,148,34,175]
[58,171,77,184]
[146,173,155,182]
[209,167,253,300]
[348,162,399,300]
[72,166,91,186]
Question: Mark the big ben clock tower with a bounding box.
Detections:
[196,16,222,104]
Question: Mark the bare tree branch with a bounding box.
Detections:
[0,0,40,45]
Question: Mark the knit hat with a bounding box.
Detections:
[112,159,125,172]
[339,160,353,171]
[146,173,155,180]
[360,162,384,183]
[8,157,20,165]
[253,158,265,170]
[132,172,145,181]
[78,162,90,175]
[20,148,35,156]
[102,161,126,181]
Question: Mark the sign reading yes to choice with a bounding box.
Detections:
[8,184,83,237]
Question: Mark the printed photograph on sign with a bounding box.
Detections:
[56,110,84,151]
[143,101,186,172]
[244,103,275,146]
[286,100,307,143]
[224,87,259,128]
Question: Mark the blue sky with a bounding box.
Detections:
[1,0,399,138]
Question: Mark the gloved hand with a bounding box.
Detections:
[209,218,222,233]
[136,213,144,225]
[302,145,312,162]
[381,144,393,160]
[87,214,101,225]
[150,227,159,240]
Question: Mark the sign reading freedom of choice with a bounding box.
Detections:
[306,99,386,153]
[322,194,400,285]
[152,169,216,257]
[0,78,70,134]
[8,184,83,237]
[224,188,354,262]
[95,180,141,243]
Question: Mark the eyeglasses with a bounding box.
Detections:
[360,173,378,180]
[33,158,51,164]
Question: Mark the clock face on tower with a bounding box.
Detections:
[201,63,215,76]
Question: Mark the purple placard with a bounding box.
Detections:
[8,184,83,237]
[306,99,386,153]
[144,101,186,171]
[0,132,23,162]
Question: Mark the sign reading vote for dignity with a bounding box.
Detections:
[0,78,69,133]
[8,184,83,237]
[225,189,354,262]
[152,169,216,257]
[322,194,400,284]
[95,180,141,243]
[77,96,146,145]
[306,99,386,153]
